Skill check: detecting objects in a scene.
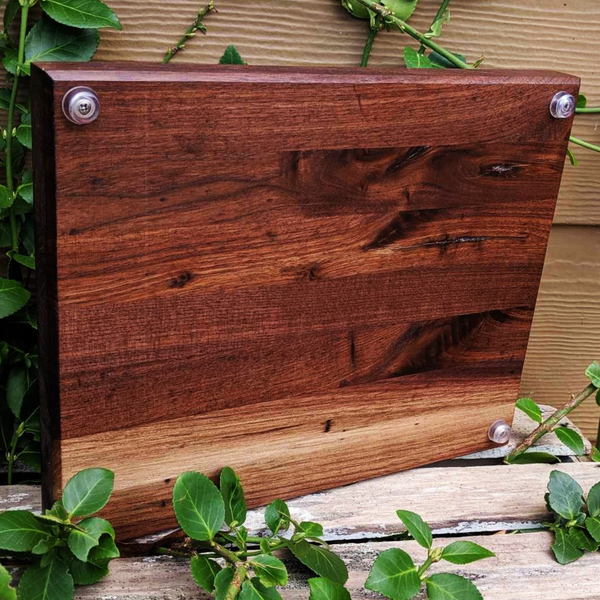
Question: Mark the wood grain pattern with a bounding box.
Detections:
[32,63,577,538]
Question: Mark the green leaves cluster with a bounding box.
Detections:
[0,468,118,600]
[366,511,493,600]
[543,470,600,564]
[172,467,349,600]
[0,0,120,483]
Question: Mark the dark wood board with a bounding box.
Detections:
[31,64,578,539]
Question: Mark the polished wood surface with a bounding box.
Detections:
[32,63,578,538]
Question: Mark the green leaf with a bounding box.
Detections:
[429,51,468,69]
[587,481,600,517]
[251,555,287,588]
[6,364,28,418]
[551,528,584,564]
[403,47,437,69]
[592,446,600,463]
[3,0,20,31]
[220,467,247,526]
[0,563,16,600]
[20,444,41,471]
[505,451,559,465]
[0,89,11,111]
[586,516,600,543]
[16,114,31,150]
[191,555,222,593]
[308,577,350,600]
[67,517,114,561]
[41,0,121,29]
[596,390,600,407]
[2,49,18,76]
[7,252,35,270]
[172,471,225,541]
[396,510,432,549]
[298,521,324,539]
[425,573,483,600]
[365,548,420,600]
[566,148,578,166]
[576,93,587,108]
[62,467,114,517]
[265,499,290,534]
[24,17,100,76]
[240,578,283,600]
[441,541,495,564]
[214,567,234,600]
[343,0,419,21]
[0,186,13,210]
[515,398,542,423]
[585,361,600,388]
[32,537,57,555]
[547,470,584,520]
[0,511,52,551]
[18,170,33,205]
[18,556,74,600]
[554,427,585,456]
[568,527,598,552]
[289,540,348,585]
[62,554,109,586]
[219,45,246,65]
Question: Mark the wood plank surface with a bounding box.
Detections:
[32,64,576,538]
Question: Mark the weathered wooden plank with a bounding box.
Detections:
[522,226,600,444]
[11,532,588,599]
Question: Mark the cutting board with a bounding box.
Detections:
[31,63,578,539]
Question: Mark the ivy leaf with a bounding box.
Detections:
[551,528,585,564]
[41,0,121,30]
[62,467,114,517]
[23,17,100,76]
[515,398,542,423]
[0,511,52,552]
[16,114,31,150]
[219,45,246,65]
[172,471,225,541]
[587,482,600,518]
[396,510,432,549]
[586,516,600,543]
[265,499,290,534]
[577,93,588,109]
[298,521,324,539]
[505,451,559,465]
[568,527,598,552]
[0,564,16,600]
[289,540,348,585]
[585,361,600,388]
[403,47,438,69]
[214,567,235,600]
[0,186,13,210]
[6,364,29,418]
[425,573,483,600]
[365,548,420,600]
[220,467,247,526]
[547,470,584,520]
[308,577,350,600]
[554,427,585,456]
[240,578,283,600]
[67,517,114,562]
[191,556,222,593]
[18,556,74,600]
[441,541,495,564]
[251,555,287,588]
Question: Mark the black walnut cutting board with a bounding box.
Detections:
[31,63,578,539]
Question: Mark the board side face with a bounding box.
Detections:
[32,64,578,539]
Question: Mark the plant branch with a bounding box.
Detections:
[419,0,451,54]
[576,107,600,114]
[210,540,241,565]
[223,562,248,600]
[506,383,598,463]
[361,14,382,67]
[354,0,472,69]
[570,135,600,153]
[5,1,30,252]
[162,2,216,64]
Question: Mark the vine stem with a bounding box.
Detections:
[361,15,382,67]
[570,135,600,153]
[223,563,248,600]
[6,1,30,252]
[6,431,19,485]
[576,107,600,114]
[162,2,216,64]
[506,383,597,462]
[354,0,472,69]
[418,0,451,54]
